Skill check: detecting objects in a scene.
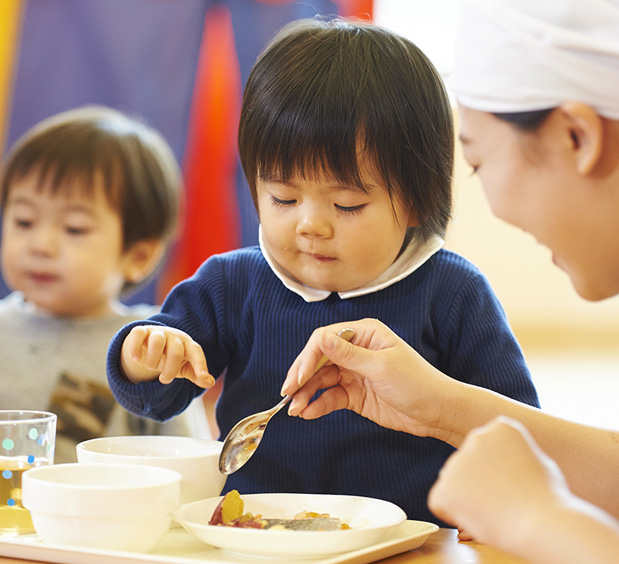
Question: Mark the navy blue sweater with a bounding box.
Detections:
[107,246,539,525]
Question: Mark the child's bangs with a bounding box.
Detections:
[4,139,124,210]
[254,116,386,194]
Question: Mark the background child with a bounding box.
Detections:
[0,105,207,462]
[107,18,539,524]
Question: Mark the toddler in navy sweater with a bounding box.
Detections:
[107,18,539,524]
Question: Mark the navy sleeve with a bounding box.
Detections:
[106,255,232,421]
[437,270,540,408]
[106,320,204,421]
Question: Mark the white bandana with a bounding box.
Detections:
[259,226,444,303]
[450,0,619,119]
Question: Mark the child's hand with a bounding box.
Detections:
[120,325,214,388]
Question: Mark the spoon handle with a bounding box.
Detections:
[218,328,356,474]
[278,328,355,412]
[312,327,355,373]
[273,394,293,412]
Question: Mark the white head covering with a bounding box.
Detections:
[449,0,619,119]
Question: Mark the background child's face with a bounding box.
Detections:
[1,172,136,318]
[257,167,413,293]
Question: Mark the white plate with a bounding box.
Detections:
[173,493,408,559]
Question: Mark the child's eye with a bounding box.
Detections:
[270,195,296,207]
[335,203,366,215]
[14,218,33,229]
[66,226,90,235]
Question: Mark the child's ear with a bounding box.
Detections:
[122,239,165,284]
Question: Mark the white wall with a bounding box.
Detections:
[374,0,460,76]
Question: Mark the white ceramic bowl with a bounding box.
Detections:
[76,436,226,505]
[22,463,182,552]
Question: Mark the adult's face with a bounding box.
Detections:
[457,103,619,301]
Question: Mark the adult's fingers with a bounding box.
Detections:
[297,386,350,419]
[286,367,342,416]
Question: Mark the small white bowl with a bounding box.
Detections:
[76,436,226,506]
[22,463,182,552]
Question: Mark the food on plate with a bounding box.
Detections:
[209,488,245,525]
[209,490,351,530]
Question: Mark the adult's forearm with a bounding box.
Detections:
[436,380,619,518]
[512,497,619,564]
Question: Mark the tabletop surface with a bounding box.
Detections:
[0,528,532,564]
[377,528,531,563]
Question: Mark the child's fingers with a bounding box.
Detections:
[143,329,167,370]
[181,340,213,387]
[154,332,213,387]
[126,326,150,362]
[157,333,186,384]
[179,362,214,389]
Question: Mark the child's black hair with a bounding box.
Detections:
[238,17,454,240]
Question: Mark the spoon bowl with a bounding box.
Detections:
[218,328,355,474]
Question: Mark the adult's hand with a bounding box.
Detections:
[429,417,566,548]
[428,416,619,564]
[282,318,456,438]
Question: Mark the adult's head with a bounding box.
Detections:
[450,0,619,301]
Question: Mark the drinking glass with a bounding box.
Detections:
[0,410,56,535]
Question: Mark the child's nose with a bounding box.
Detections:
[296,210,333,238]
[28,226,58,256]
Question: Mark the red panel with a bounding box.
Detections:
[335,0,373,19]
[158,5,242,298]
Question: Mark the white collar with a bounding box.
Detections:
[259,226,444,303]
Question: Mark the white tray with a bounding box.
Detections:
[0,520,438,564]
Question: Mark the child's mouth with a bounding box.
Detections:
[29,272,58,284]
[308,253,336,262]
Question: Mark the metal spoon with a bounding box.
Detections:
[218,328,355,475]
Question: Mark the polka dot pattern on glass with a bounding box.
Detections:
[1,411,56,515]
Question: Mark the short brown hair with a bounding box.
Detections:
[238,18,454,240]
[1,105,181,250]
